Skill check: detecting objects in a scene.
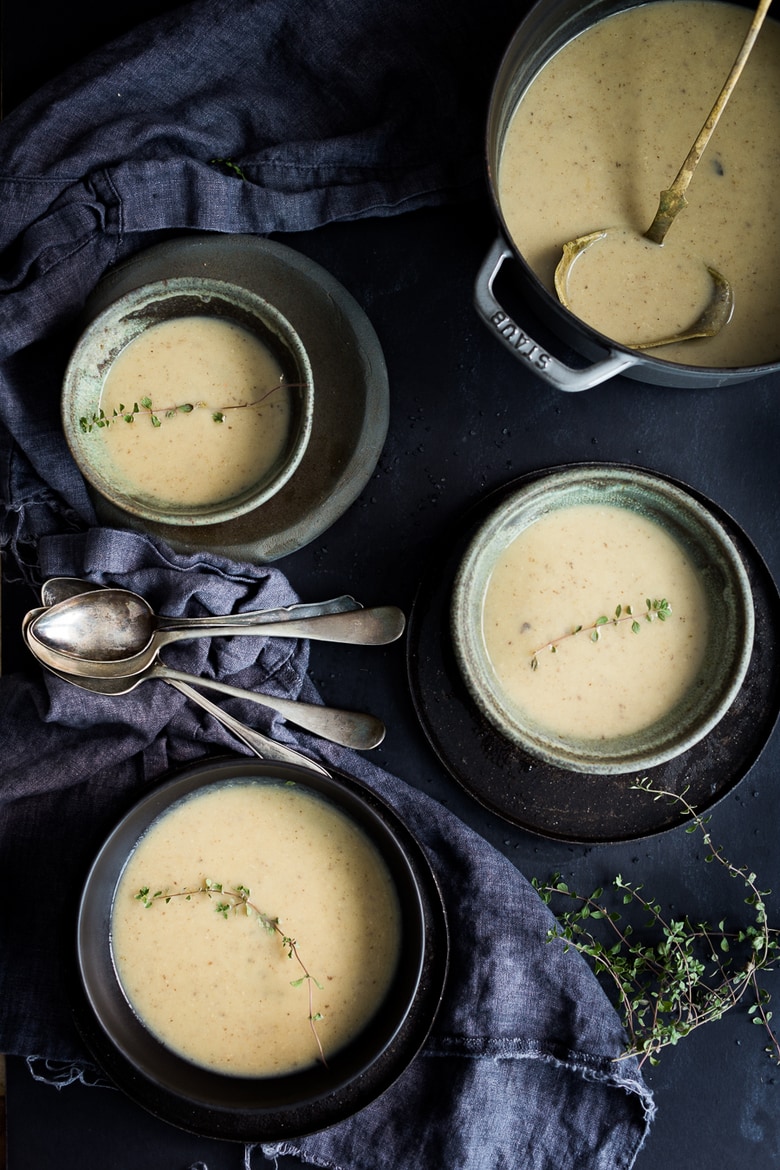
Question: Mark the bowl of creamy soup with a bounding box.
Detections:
[62,277,315,525]
[476,0,780,391]
[451,466,755,774]
[75,758,447,1141]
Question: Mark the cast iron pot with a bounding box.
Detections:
[474,0,779,392]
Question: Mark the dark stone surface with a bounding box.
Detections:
[3,7,780,1166]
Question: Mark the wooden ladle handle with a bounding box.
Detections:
[645,0,773,245]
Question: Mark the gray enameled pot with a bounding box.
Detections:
[475,0,778,392]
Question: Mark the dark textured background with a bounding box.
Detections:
[3,2,780,1166]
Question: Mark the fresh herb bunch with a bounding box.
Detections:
[530,598,672,670]
[136,877,326,1065]
[532,780,780,1067]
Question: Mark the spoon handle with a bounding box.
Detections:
[166,678,331,775]
[151,664,386,751]
[154,606,406,647]
[156,594,362,629]
[645,0,773,244]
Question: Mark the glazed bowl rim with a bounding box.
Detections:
[450,464,756,774]
[61,276,315,527]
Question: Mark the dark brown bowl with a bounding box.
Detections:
[75,757,448,1142]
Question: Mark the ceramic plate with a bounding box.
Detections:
[407,464,780,843]
[78,234,389,561]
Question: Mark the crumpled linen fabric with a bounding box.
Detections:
[0,0,519,557]
[3,531,654,1170]
[0,0,654,1166]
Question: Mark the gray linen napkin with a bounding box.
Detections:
[3,528,654,1169]
[0,0,655,1164]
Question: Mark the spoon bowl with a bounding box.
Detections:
[41,577,363,622]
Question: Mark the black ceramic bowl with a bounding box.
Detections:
[75,758,448,1142]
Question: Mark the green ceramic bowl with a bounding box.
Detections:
[451,466,755,774]
[62,277,314,527]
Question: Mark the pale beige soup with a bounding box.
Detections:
[498,1,780,366]
[99,316,293,508]
[112,781,402,1076]
[481,504,708,740]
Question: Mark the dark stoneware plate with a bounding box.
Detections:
[407,464,780,843]
[74,758,448,1142]
[79,234,389,561]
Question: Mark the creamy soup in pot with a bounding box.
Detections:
[481,504,708,739]
[498,1,780,366]
[97,316,294,508]
[111,781,402,1076]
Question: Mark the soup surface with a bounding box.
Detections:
[498,1,780,366]
[112,781,402,1076]
[481,504,708,739]
[98,316,293,508]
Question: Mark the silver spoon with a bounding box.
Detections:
[94,675,331,774]
[30,587,406,670]
[25,623,385,751]
[41,577,363,624]
[25,603,330,775]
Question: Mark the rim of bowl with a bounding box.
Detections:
[451,466,756,774]
[61,277,315,527]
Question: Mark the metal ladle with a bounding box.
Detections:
[29,585,330,774]
[24,620,386,752]
[30,587,406,674]
[554,0,772,349]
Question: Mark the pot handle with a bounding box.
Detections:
[474,237,641,392]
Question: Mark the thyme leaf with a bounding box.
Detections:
[78,381,293,434]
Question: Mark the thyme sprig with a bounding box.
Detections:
[79,381,288,433]
[136,877,327,1066]
[530,597,672,670]
[532,780,780,1068]
[209,157,249,180]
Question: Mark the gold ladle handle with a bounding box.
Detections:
[645,0,774,245]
